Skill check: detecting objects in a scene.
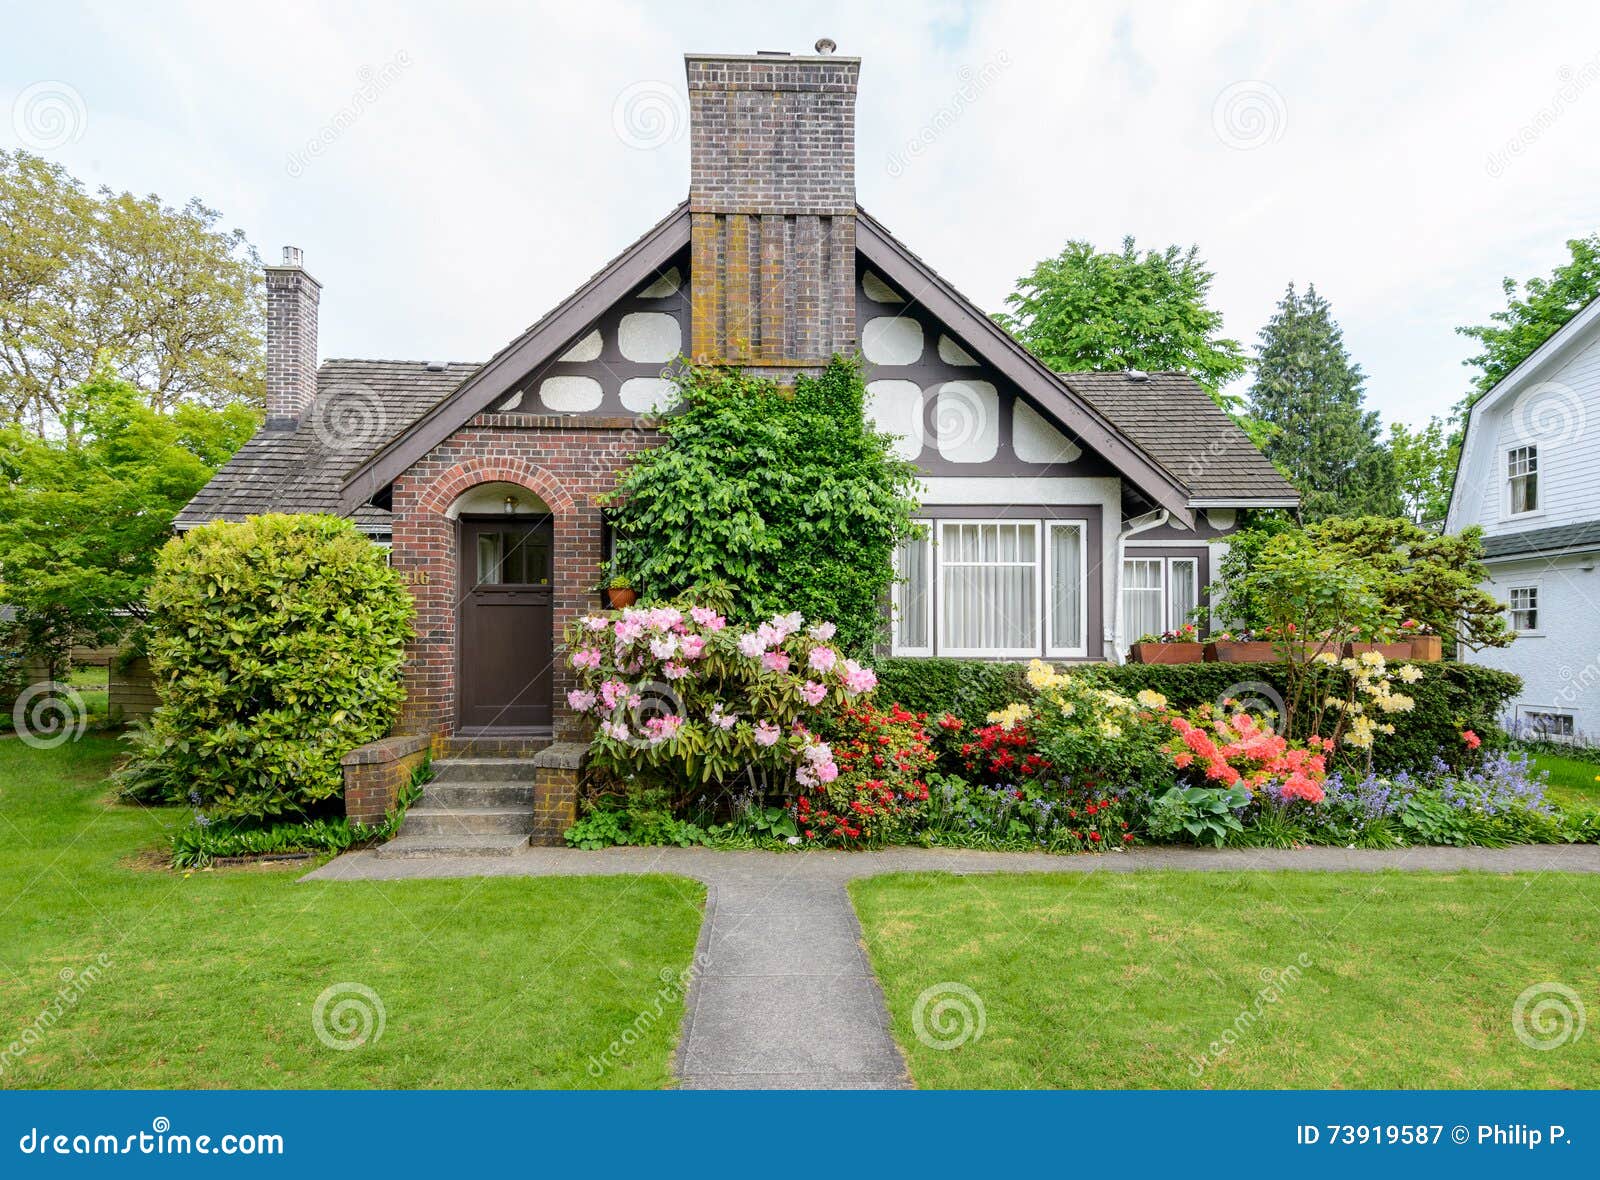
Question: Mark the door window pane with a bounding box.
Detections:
[475,528,551,586]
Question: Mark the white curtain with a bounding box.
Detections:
[1122,558,1164,642]
[1168,557,1198,631]
[894,533,932,651]
[1048,523,1083,651]
[940,522,1037,652]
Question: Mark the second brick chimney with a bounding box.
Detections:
[686,49,860,371]
[263,246,321,429]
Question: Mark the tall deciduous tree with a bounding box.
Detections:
[0,365,257,667]
[1246,283,1399,522]
[1457,233,1600,406]
[1387,417,1454,527]
[0,150,264,437]
[995,236,1248,408]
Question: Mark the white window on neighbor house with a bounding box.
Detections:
[1507,585,1539,633]
[890,517,1089,658]
[1507,445,1539,515]
[1120,554,1202,640]
[1518,707,1575,742]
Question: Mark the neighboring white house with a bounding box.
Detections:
[1447,293,1600,743]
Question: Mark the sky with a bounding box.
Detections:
[5,0,1600,429]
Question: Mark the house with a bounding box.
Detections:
[180,46,1295,745]
[1447,293,1600,743]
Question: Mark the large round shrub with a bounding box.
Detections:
[127,514,412,822]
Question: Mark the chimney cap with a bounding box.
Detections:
[814,37,837,55]
[281,246,304,268]
[1125,368,1150,383]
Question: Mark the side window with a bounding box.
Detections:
[1507,585,1539,633]
[1507,445,1538,515]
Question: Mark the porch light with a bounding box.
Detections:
[503,495,518,514]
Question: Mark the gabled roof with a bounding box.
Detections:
[855,209,1294,514]
[1446,291,1600,532]
[337,202,691,510]
[175,359,478,533]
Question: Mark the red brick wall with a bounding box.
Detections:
[389,412,660,737]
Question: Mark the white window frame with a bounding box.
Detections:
[890,524,934,657]
[890,515,1091,659]
[937,519,1044,659]
[1506,583,1541,635]
[1044,520,1089,659]
[1516,705,1576,744]
[1503,444,1541,519]
[1120,551,1205,639]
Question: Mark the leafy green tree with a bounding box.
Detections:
[0,365,257,669]
[996,236,1248,407]
[605,357,921,654]
[1387,416,1455,526]
[1458,233,1600,405]
[0,150,264,438]
[1246,283,1399,521]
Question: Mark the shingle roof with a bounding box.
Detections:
[1059,371,1299,502]
[1480,521,1600,560]
[174,359,479,534]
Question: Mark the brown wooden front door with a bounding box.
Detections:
[458,517,554,731]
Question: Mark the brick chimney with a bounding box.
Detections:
[686,48,860,371]
[263,246,321,429]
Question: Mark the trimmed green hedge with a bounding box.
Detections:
[874,658,1522,775]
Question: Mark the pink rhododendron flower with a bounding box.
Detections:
[807,621,836,641]
[737,632,765,659]
[755,622,784,648]
[649,634,679,660]
[808,646,838,673]
[815,760,839,783]
[690,606,725,630]
[613,617,645,643]
[600,720,630,742]
[774,611,805,634]
[708,704,738,730]
[753,721,781,747]
[599,679,630,710]
[762,650,791,674]
[678,633,706,659]
[567,689,597,711]
[582,615,610,631]
[662,662,689,680]
[642,714,684,745]
[799,680,828,706]
[841,659,877,695]
[571,648,602,669]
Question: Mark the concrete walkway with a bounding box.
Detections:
[301,842,1600,1089]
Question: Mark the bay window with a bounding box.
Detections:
[892,516,1089,658]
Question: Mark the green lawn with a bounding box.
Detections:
[852,871,1600,1089]
[0,736,704,1089]
[1534,752,1600,809]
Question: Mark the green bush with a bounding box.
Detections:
[121,514,413,822]
[873,658,1521,775]
[874,658,1033,725]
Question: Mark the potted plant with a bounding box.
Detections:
[1341,625,1412,661]
[1128,624,1204,664]
[1203,628,1279,664]
[604,572,636,610]
[1399,618,1441,662]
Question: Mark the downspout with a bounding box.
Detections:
[1109,509,1170,664]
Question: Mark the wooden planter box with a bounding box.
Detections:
[1407,635,1442,662]
[1204,640,1280,664]
[1129,642,1204,665]
[1342,641,1413,661]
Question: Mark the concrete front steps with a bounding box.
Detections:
[376,755,539,859]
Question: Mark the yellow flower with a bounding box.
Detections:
[1025,659,1066,690]
[1396,664,1423,684]
[1313,651,1339,665]
[1135,688,1168,710]
[1359,649,1385,668]
[986,702,1033,731]
[1101,722,1123,739]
